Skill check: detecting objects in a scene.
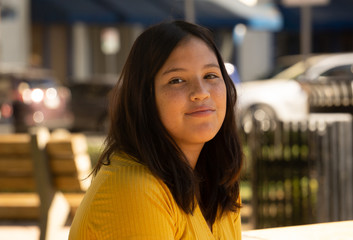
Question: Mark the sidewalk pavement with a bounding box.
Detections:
[0,224,70,240]
[3,221,353,240]
[242,221,353,240]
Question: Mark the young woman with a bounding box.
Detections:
[69,20,243,240]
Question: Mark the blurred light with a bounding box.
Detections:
[22,89,32,104]
[1,103,13,118]
[46,88,57,99]
[17,82,30,94]
[243,120,252,134]
[233,24,247,45]
[31,88,44,103]
[225,63,235,75]
[239,0,258,7]
[44,88,60,109]
[101,28,120,55]
[235,24,247,36]
[225,62,241,84]
[44,97,60,109]
[33,111,44,123]
[254,108,266,121]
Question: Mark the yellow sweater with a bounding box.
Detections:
[69,153,241,240]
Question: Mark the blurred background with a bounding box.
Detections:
[1,0,353,234]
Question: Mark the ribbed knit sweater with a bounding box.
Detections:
[69,153,241,240]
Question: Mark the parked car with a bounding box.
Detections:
[0,66,73,132]
[273,53,353,81]
[68,75,117,132]
[236,53,353,132]
[237,79,308,132]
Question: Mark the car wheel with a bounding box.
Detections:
[241,105,277,133]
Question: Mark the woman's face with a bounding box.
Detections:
[154,36,227,153]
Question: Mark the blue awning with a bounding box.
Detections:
[278,0,353,32]
[149,0,249,28]
[203,0,282,31]
[89,0,248,28]
[31,0,118,24]
[31,0,282,31]
[92,0,171,26]
[96,0,281,29]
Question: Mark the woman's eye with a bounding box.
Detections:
[169,78,184,84]
[204,73,219,79]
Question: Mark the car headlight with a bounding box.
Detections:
[31,88,44,103]
[46,88,57,99]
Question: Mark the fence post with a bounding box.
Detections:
[308,113,353,222]
[247,112,353,228]
[30,127,70,240]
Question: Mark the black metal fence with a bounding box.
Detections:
[242,113,353,229]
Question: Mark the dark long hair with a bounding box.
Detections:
[94,20,243,225]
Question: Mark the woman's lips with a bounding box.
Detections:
[185,107,215,117]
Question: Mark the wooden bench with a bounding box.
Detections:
[0,128,92,239]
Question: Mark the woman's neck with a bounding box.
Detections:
[179,143,204,169]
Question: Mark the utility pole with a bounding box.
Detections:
[282,0,330,63]
[300,5,312,66]
[185,0,195,23]
[0,0,2,64]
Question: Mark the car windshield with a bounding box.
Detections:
[273,54,353,81]
[272,55,327,80]
[25,78,56,89]
[320,64,353,77]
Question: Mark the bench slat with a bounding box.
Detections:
[55,175,91,192]
[0,177,35,191]
[50,154,91,174]
[0,134,31,154]
[0,193,84,220]
[0,173,91,192]
[47,134,88,157]
[0,130,92,223]
[0,157,33,176]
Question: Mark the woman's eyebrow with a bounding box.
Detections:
[162,67,187,76]
[162,63,220,75]
[204,63,220,69]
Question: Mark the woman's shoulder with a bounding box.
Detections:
[98,152,180,215]
[110,151,144,168]
[108,152,155,181]
[97,152,172,199]
[71,152,182,239]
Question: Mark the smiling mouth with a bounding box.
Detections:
[185,108,215,117]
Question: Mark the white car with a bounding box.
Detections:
[273,53,353,81]
[235,53,353,132]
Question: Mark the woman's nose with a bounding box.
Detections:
[190,79,210,101]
